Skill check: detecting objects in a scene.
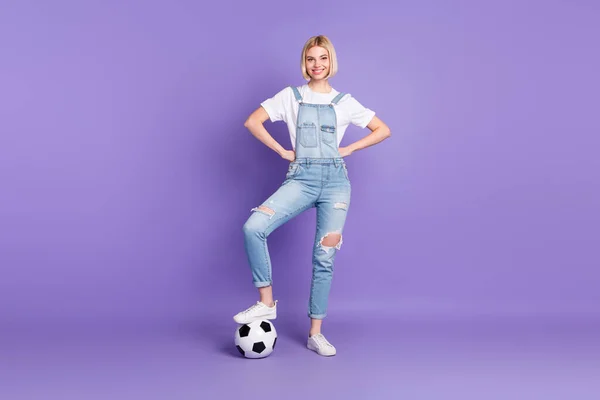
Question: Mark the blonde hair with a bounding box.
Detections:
[300,35,338,81]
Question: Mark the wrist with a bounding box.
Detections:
[274,144,286,157]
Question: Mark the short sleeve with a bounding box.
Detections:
[260,87,291,123]
[345,95,376,128]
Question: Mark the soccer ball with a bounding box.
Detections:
[234,320,277,359]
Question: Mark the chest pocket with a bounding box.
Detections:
[298,122,317,148]
[320,125,336,144]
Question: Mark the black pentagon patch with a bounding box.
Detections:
[238,324,250,337]
[272,337,277,349]
[236,345,245,356]
[260,321,272,332]
[252,341,266,353]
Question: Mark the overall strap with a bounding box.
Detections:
[330,92,346,105]
[290,86,303,102]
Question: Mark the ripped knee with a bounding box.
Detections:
[319,231,343,253]
[251,205,275,218]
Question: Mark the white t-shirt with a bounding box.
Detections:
[260,84,376,149]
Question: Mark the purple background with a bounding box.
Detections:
[1,0,599,398]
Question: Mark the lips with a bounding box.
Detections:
[312,69,324,74]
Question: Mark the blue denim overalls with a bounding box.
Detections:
[243,86,351,319]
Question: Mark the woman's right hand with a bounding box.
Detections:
[280,150,296,162]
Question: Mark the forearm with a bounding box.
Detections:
[244,120,287,156]
[347,126,391,153]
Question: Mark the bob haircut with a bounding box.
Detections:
[300,35,338,81]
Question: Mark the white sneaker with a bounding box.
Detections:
[233,300,277,324]
[307,333,337,356]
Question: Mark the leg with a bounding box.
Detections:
[309,318,323,337]
[307,189,350,326]
[306,195,347,355]
[258,285,274,307]
[309,232,341,336]
[243,179,317,290]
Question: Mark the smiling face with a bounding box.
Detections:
[305,46,330,81]
[300,35,338,81]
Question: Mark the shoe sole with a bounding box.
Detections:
[307,343,336,356]
[233,313,277,325]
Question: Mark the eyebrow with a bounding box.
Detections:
[306,55,328,58]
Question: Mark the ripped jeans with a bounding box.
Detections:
[242,158,351,319]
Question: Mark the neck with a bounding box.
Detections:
[308,80,332,93]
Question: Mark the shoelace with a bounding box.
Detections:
[241,301,263,315]
[312,334,333,348]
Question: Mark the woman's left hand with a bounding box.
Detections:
[338,146,353,158]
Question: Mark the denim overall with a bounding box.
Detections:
[243,86,351,319]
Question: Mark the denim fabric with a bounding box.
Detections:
[243,87,351,319]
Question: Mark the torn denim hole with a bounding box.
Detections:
[333,202,348,211]
[251,206,275,219]
[319,231,343,254]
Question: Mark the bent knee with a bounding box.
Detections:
[243,206,276,235]
[243,217,264,235]
[252,205,275,218]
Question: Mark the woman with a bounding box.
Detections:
[235,35,391,356]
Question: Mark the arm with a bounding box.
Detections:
[339,116,391,157]
[244,106,295,161]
